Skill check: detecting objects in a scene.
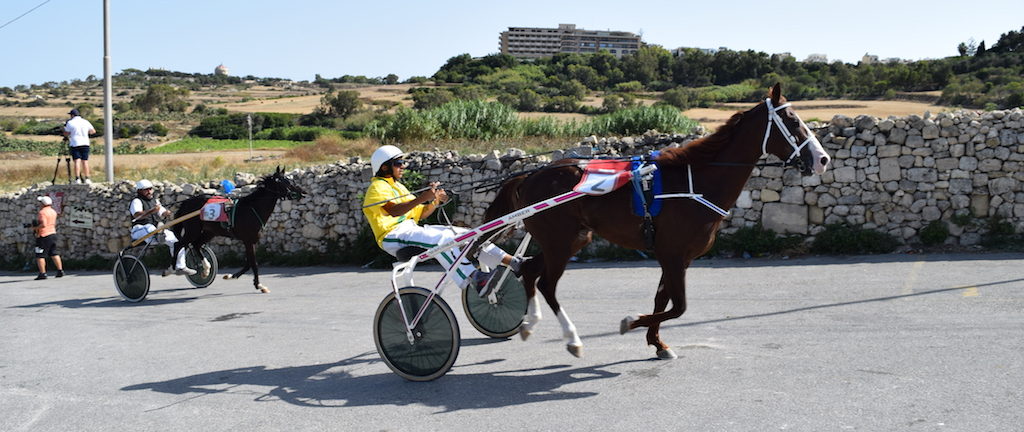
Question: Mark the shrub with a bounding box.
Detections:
[116,123,143,138]
[255,126,343,141]
[516,89,544,111]
[112,141,148,154]
[919,220,950,246]
[145,122,169,136]
[411,88,455,110]
[711,224,803,257]
[811,224,900,255]
[587,105,699,136]
[950,213,973,226]
[0,118,22,131]
[13,119,62,135]
[189,112,298,139]
[981,216,1024,250]
[613,81,644,93]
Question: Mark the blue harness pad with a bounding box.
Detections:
[630,152,663,217]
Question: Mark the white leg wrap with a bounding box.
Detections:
[174,246,188,270]
[520,295,542,341]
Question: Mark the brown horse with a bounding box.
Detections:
[483,84,831,359]
[172,167,307,293]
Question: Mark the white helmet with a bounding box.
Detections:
[135,179,154,190]
[371,145,405,175]
[37,196,52,206]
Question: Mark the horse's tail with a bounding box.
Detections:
[484,174,527,222]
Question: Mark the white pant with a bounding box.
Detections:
[131,224,188,269]
[383,220,505,289]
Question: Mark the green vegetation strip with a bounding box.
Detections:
[149,137,306,153]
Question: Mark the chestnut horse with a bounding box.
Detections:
[172,167,307,293]
[483,84,831,359]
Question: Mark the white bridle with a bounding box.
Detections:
[761,98,815,167]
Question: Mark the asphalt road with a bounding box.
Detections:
[2,253,1023,431]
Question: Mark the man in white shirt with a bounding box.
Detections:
[129,179,195,276]
[63,109,96,184]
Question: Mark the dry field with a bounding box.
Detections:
[684,100,949,129]
[216,83,417,113]
[1,150,290,191]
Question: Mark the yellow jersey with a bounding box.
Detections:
[362,177,424,248]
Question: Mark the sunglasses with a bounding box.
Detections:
[389,160,406,168]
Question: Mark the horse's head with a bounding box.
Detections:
[259,166,307,200]
[760,83,831,175]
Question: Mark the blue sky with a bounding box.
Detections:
[2,0,1021,88]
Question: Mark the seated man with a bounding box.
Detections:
[129,179,195,276]
[362,145,522,296]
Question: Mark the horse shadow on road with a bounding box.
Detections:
[122,351,632,413]
[581,276,1024,340]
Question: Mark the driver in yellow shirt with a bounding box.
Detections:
[362,145,522,295]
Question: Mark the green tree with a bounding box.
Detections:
[411,88,455,109]
[516,89,543,111]
[990,26,1024,53]
[559,79,588,99]
[672,48,715,86]
[131,84,190,113]
[384,74,399,85]
[620,45,673,84]
[316,90,363,118]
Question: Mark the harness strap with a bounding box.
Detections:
[653,164,731,217]
[251,207,265,229]
[629,158,657,250]
[226,198,240,229]
[762,98,815,165]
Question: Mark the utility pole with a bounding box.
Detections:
[246,113,253,160]
[102,0,114,181]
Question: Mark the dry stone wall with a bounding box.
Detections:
[1,108,1022,261]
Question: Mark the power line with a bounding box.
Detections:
[0,0,54,32]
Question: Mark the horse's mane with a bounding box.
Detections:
[255,172,279,189]
[656,111,745,167]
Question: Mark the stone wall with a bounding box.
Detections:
[1,108,1022,261]
[732,108,1024,246]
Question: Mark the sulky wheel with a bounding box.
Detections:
[113,254,150,302]
[184,245,218,288]
[373,287,460,381]
[462,266,527,338]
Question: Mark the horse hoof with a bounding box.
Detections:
[566,343,583,358]
[620,315,638,335]
[656,348,678,360]
[223,275,233,280]
[520,328,532,341]
[257,285,270,293]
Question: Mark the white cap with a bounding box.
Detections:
[371,145,404,175]
[135,179,154,190]
[37,196,52,206]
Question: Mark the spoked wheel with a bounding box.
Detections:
[113,254,150,302]
[373,287,460,381]
[184,245,218,288]
[462,266,527,338]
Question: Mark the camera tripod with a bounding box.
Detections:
[51,137,72,184]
